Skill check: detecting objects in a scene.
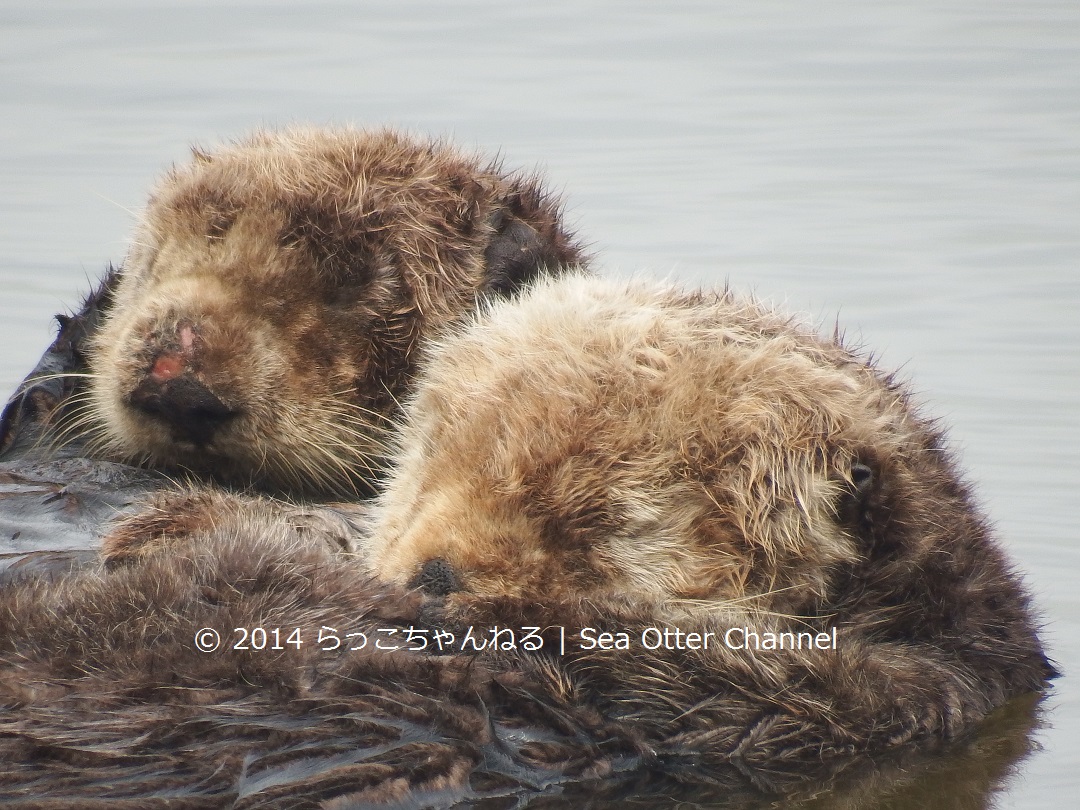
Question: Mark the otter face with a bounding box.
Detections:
[85,128,583,495]
[366,275,908,616]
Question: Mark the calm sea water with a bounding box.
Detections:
[2,1,1077,806]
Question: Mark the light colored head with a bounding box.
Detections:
[365,274,918,617]
[84,128,583,495]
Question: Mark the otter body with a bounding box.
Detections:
[0,501,1048,806]
[0,274,1051,805]
[365,272,1051,747]
[75,128,583,495]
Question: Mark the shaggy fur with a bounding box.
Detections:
[365,272,1052,731]
[59,127,584,496]
[0,507,1047,807]
[0,518,635,808]
[81,274,1052,793]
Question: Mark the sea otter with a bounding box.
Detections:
[88,272,1051,768]
[361,272,1051,742]
[6,127,584,496]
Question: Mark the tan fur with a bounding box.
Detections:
[83,128,583,496]
[56,272,1049,795]
[367,273,942,617]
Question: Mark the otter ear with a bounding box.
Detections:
[482,208,558,297]
[481,177,586,297]
[0,265,120,457]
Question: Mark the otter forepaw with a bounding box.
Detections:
[99,489,369,568]
[99,489,227,568]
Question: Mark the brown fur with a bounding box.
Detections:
[0,519,633,807]
[365,272,1051,731]
[80,127,584,496]
[0,510,1047,807]
[0,509,1045,807]
[1,274,1051,805]
[97,486,363,566]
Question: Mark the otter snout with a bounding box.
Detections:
[126,371,236,446]
[123,322,239,446]
[411,558,460,597]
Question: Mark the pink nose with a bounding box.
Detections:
[151,324,197,378]
[150,353,186,381]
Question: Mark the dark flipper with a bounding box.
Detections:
[0,264,119,460]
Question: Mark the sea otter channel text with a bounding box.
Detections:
[196,625,839,654]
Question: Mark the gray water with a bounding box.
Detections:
[1,1,1077,806]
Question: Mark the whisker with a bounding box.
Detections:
[7,371,99,401]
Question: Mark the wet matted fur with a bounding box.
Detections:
[0,516,637,808]
[365,272,1052,734]
[0,501,1050,808]
[22,127,584,496]
[0,274,1053,806]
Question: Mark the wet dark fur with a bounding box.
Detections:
[0,518,1050,808]
[9,277,1047,808]
[0,524,644,808]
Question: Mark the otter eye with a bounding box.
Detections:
[835,462,877,532]
[411,558,459,597]
[279,200,383,306]
[321,267,372,307]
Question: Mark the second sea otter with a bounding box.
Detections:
[363,273,1050,752]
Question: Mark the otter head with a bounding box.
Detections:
[365,276,913,619]
[85,128,584,495]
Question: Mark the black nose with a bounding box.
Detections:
[851,462,875,497]
[127,375,237,446]
[411,558,459,597]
